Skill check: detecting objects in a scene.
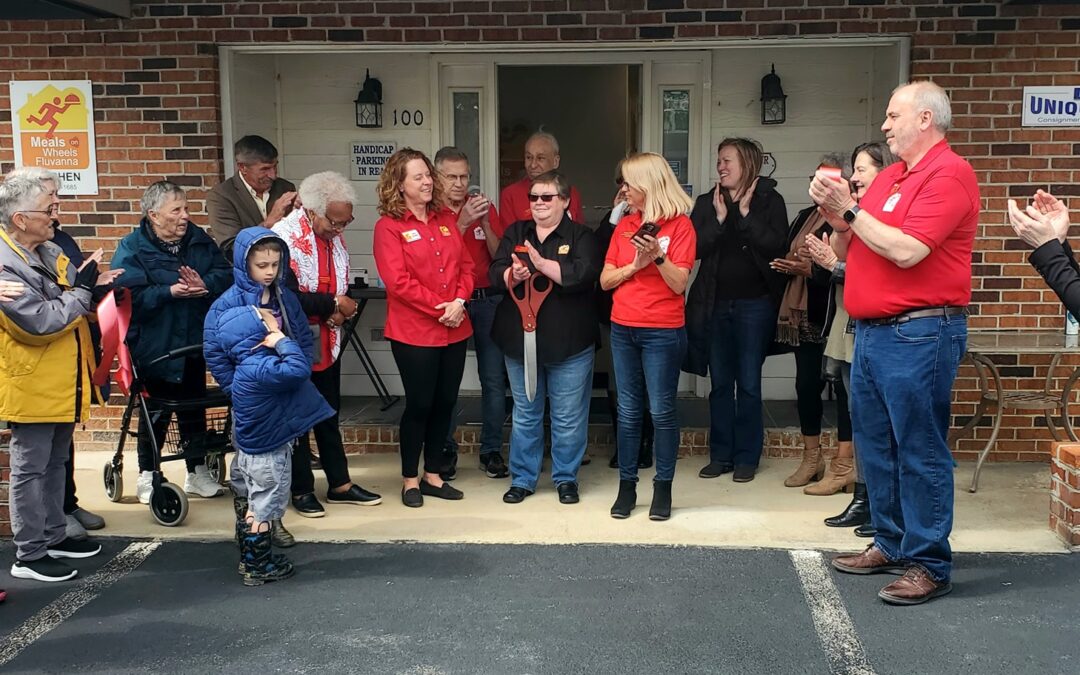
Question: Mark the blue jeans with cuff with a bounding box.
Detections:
[504,346,593,491]
[851,315,966,583]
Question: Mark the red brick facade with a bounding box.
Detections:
[1,1,1080,535]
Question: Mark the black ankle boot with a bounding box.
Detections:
[649,480,671,521]
[824,481,870,528]
[610,480,637,519]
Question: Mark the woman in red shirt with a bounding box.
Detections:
[600,152,696,521]
[373,148,475,507]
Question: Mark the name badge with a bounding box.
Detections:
[402,229,421,243]
[439,225,452,236]
[883,193,902,213]
[473,226,486,240]
[658,236,671,254]
[557,244,570,255]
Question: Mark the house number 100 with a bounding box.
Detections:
[393,109,424,126]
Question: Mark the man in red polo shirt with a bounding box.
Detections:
[499,132,584,225]
[434,146,510,480]
[809,81,979,606]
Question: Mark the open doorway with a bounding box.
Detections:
[497,64,641,225]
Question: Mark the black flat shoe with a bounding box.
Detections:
[699,461,733,479]
[557,482,579,504]
[291,493,325,518]
[503,486,533,504]
[732,465,756,483]
[401,487,423,508]
[326,484,383,506]
[854,523,877,538]
[419,480,464,500]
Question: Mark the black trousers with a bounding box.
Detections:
[391,339,468,478]
[136,357,207,473]
[291,357,352,495]
[793,341,851,442]
[64,440,78,514]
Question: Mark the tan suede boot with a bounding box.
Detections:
[804,456,856,495]
[784,443,824,487]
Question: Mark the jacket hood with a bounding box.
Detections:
[217,304,270,362]
[230,226,291,299]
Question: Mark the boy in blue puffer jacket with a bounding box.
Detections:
[209,304,333,585]
[204,227,312,548]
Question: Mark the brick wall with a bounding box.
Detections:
[0,0,1078,464]
[1050,442,1080,550]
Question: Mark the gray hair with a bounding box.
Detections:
[817,152,847,170]
[234,135,279,165]
[140,181,186,218]
[898,80,952,133]
[526,131,560,155]
[298,171,357,216]
[0,168,55,229]
[434,146,469,168]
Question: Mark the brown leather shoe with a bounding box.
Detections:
[878,566,952,605]
[831,545,908,575]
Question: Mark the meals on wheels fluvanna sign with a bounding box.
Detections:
[10,80,98,195]
[1022,86,1080,128]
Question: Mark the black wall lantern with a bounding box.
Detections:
[760,64,787,125]
[354,69,383,128]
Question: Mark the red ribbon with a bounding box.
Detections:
[91,288,134,395]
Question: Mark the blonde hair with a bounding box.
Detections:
[376,148,444,219]
[619,152,693,223]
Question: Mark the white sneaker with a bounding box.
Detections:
[185,465,224,498]
[65,514,88,541]
[136,470,154,504]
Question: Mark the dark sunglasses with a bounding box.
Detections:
[527,193,558,203]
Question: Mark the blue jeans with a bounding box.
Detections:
[504,346,594,490]
[707,297,775,468]
[610,323,686,483]
[445,294,507,456]
[851,315,966,582]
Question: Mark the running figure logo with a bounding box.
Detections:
[26,93,81,137]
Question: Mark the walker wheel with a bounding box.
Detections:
[150,482,189,527]
[103,462,123,503]
[207,453,227,486]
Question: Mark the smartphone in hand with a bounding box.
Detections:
[632,221,659,242]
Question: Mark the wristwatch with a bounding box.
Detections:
[654,256,666,266]
[842,204,861,224]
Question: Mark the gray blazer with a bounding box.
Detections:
[206,174,297,246]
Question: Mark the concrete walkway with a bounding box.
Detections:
[72,450,1064,553]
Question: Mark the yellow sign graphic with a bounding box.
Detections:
[10,80,98,195]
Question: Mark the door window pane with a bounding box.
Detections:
[661,89,690,186]
[453,91,481,187]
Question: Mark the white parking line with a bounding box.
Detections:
[0,541,162,668]
[790,549,877,675]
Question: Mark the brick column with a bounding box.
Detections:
[1050,442,1080,551]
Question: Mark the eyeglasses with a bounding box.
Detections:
[614,177,625,186]
[527,194,558,203]
[327,217,354,230]
[19,205,60,218]
[440,173,470,184]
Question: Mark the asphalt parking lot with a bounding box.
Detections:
[1,540,1077,674]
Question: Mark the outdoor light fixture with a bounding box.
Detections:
[760,64,787,125]
[354,69,383,128]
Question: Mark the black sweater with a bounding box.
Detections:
[1029,239,1080,318]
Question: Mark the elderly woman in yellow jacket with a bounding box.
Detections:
[0,168,122,584]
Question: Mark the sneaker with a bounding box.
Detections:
[136,470,154,504]
[326,484,382,506]
[47,537,102,559]
[11,557,77,582]
[480,453,509,478]
[70,507,106,530]
[185,464,225,498]
[65,514,88,541]
[291,492,326,518]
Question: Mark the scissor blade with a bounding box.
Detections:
[523,331,538,402]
